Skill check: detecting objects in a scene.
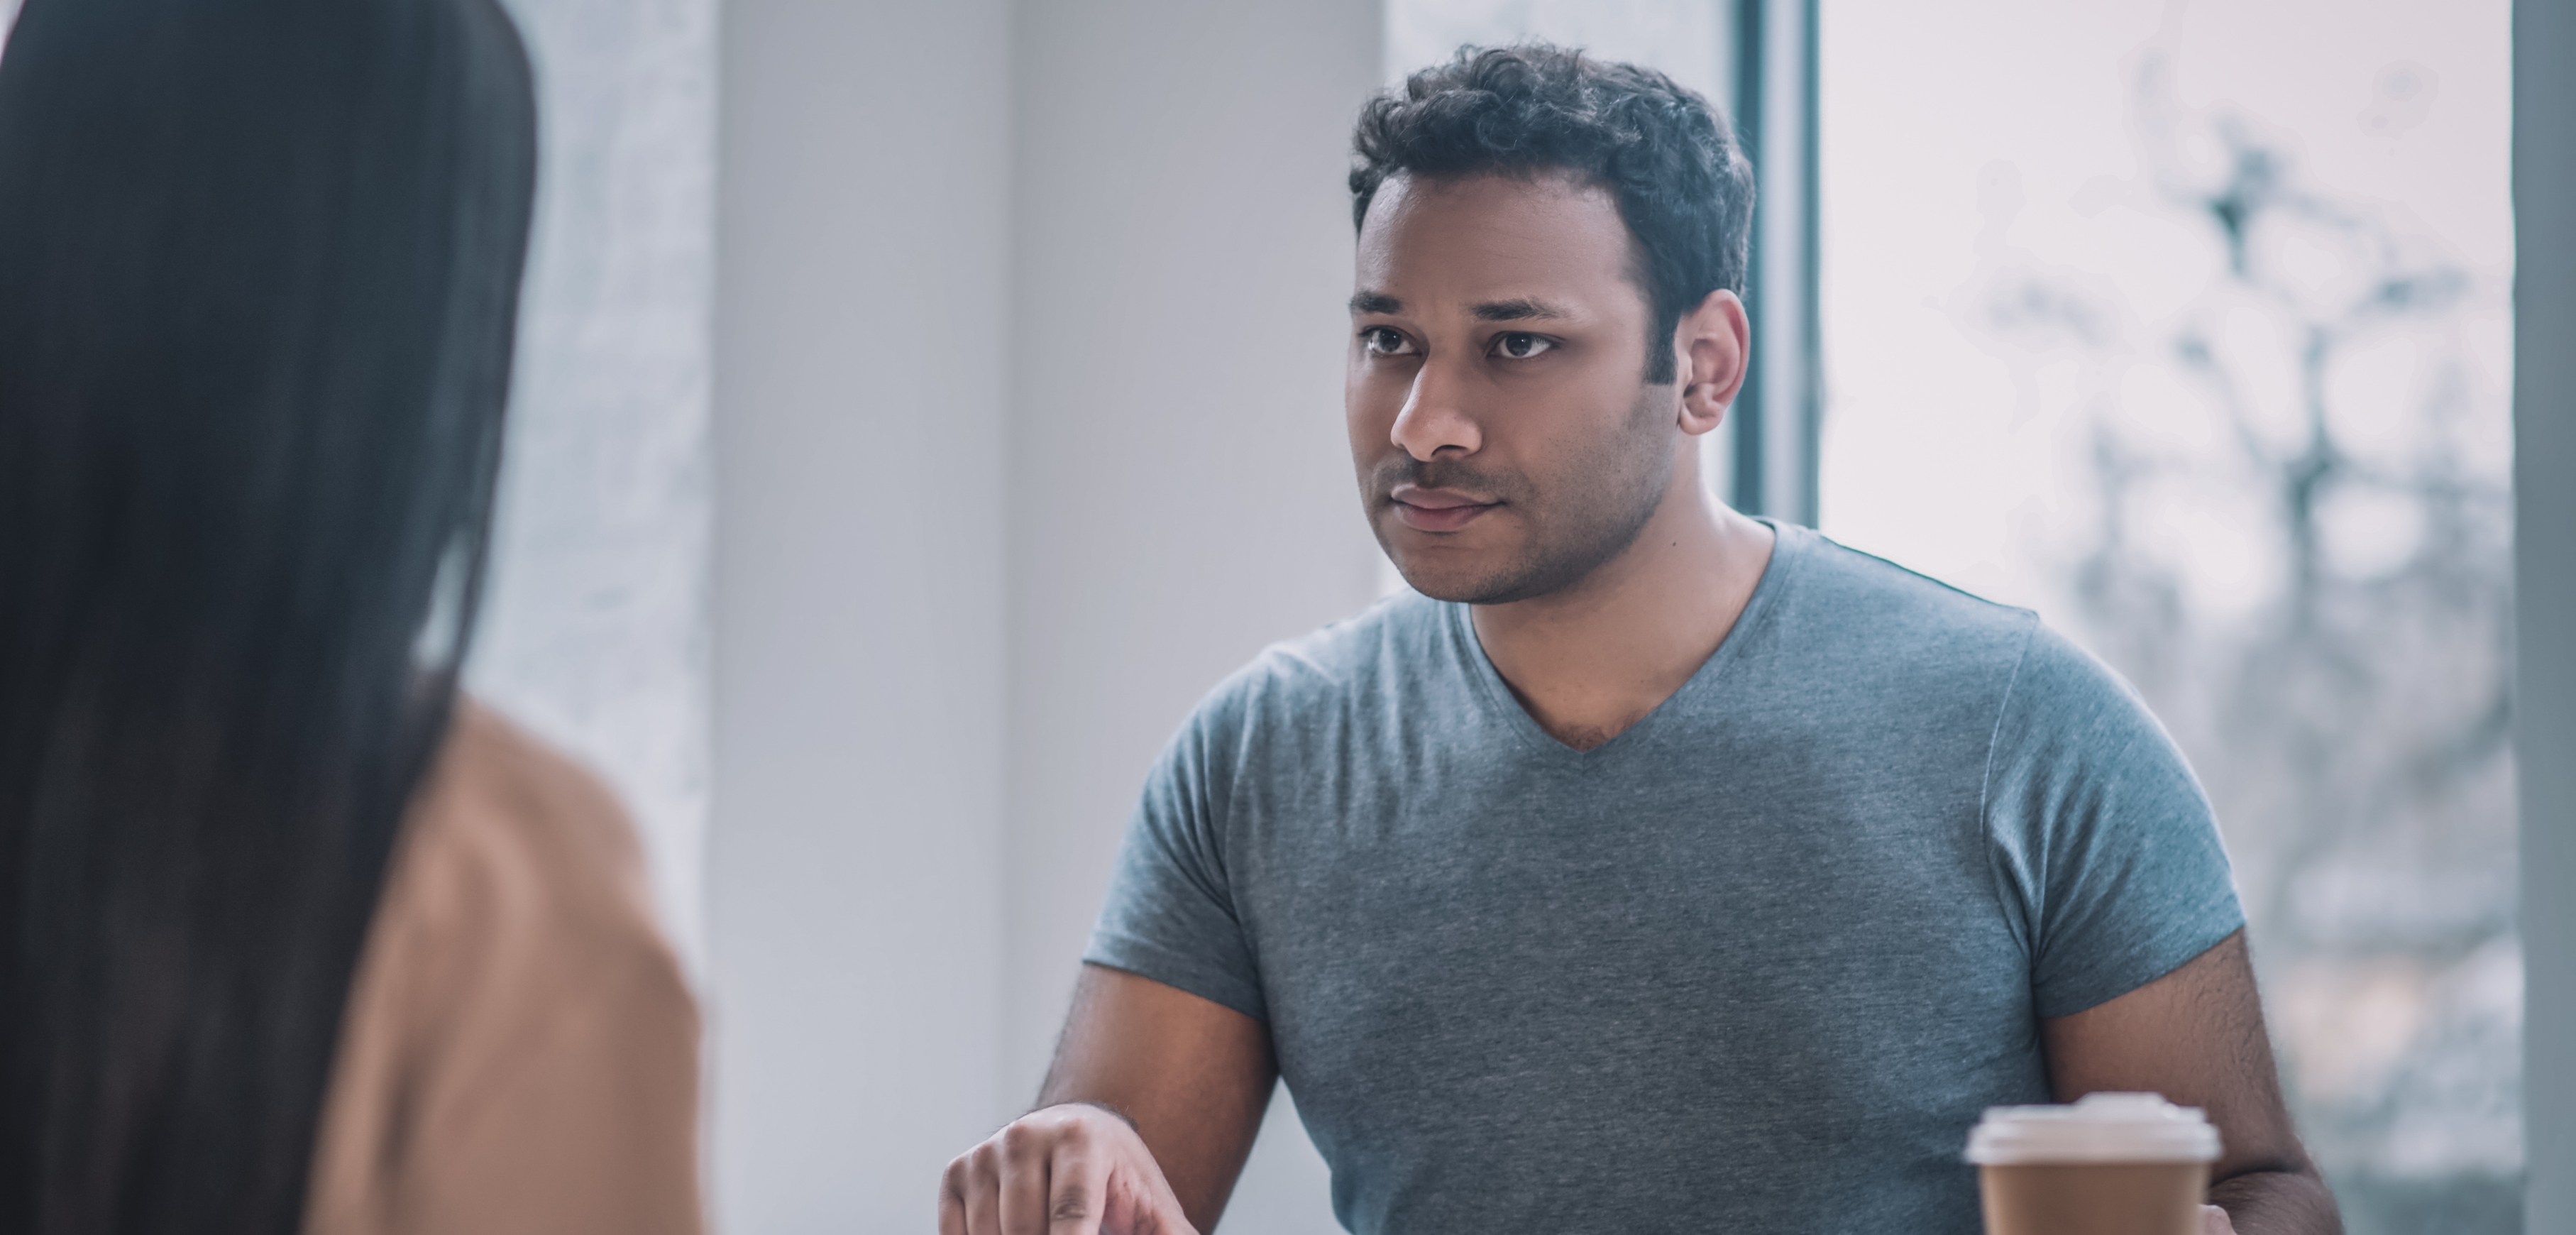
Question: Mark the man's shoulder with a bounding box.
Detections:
[1774,526,2042,674]
[1161,592,1457,762]
[1776,529,2154,737]
[1208,589,1445,712]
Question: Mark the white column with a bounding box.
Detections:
[1004,2,1385,1229]
[708,2,1013,1230]
[474,0,718,972]
[2516,0,2576,1223]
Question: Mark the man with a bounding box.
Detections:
[942,46,2339,1235]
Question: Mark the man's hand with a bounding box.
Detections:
[940,1104,1198,1235]
[2203,1204,2238,1234]
[938,966,1277,1234]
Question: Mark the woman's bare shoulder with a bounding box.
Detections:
[397,698,664,949]
[309,698,702,1235]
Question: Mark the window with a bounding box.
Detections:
[1820,3,2520,1229]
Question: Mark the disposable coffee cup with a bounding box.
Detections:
[1965,1092,2220,1235]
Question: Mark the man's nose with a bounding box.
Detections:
[1389,356,1480,462]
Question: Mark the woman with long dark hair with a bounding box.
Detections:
[0,1,703,1232]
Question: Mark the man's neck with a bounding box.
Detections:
[1469,485,1776,752]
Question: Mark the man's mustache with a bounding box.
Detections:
[1371,456,1524,505]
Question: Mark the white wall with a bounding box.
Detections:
[1004,3,1385,1231]
[712,2,1392,1230]
[2516,0,2575,1224]
[474,0,717,970]
[708,1,1013,1230]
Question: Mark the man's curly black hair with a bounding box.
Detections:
[1350,44,1755,385]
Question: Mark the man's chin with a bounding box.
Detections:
[1377,542,1475,603]
[1389,569,1487,605]
[1385,550,1578,607]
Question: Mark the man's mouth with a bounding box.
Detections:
[1390,484,1499,533]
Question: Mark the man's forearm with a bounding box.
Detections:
[2210,1168,2341,1235]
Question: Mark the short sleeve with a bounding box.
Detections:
[1982,625,2245,1019]
[1083,692,1269,1021]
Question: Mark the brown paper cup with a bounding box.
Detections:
[1978,1162,2211,1235]
[1966,1094,2221,1235]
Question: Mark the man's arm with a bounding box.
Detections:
[940,964,1275,1235]
[2040,929,2340,1235]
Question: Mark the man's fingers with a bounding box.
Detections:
[1129,1165,1202,1235]
[962,1142,1005,1235]
[1045,1153,1110,1235]
[997,1119,1054,1235]
[943,1106,1192,1235]
[938,1157,972,1235]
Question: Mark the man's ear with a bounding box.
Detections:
[1676,288,1751,437]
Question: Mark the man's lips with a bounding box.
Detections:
[1389,485,1499,533]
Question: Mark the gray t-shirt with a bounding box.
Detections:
[1086,524,2242,1234]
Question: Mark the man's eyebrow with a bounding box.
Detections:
[1470,297,1572,322]
[1349,290,1403,315]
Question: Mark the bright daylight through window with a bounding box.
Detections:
[1820,2,2519,1230]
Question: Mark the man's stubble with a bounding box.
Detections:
[1372,385,1678,607]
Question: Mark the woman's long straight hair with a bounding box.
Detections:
[0,0,536,1231]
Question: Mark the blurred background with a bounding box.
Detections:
[1818,4,2519,1229]
[0,1,2541,1233]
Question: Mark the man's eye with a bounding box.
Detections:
[1362,327,1416,356]
[1493,333,1554,359]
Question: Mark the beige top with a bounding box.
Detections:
[304,701,705,1235]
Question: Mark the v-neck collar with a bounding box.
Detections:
[1446,520,1810,767]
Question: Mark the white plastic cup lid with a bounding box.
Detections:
[1964,1092,2223,1165]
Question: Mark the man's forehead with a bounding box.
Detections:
[1355,170,1637,309]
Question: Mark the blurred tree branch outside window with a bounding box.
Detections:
[1822,5,2519,1231]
